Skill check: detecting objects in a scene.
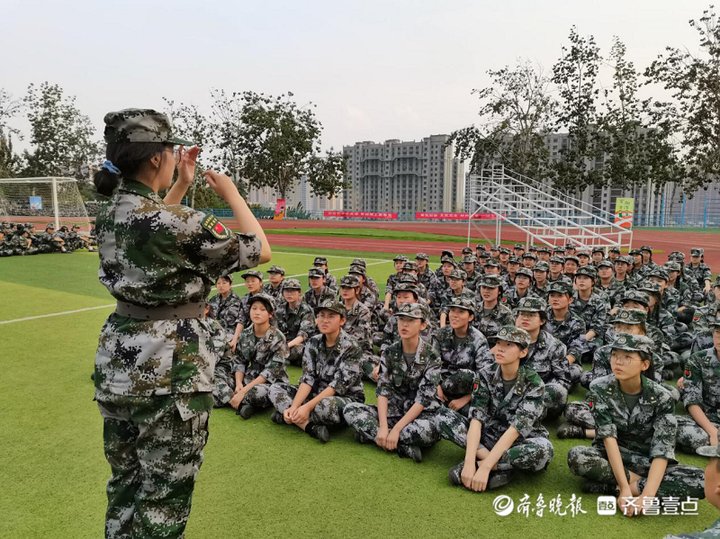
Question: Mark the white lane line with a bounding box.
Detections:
[0,259,393,325]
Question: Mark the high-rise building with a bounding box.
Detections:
[246,175,342,216]
[342,135,464,218]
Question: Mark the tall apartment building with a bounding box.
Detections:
[246,175,342,216]
[342,135,465,217]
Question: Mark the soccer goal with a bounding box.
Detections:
[0,177,92,230]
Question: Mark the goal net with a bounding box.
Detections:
[0,177,92,230]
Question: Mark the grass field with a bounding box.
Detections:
[1,247,717,538]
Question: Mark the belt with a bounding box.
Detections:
[115,300,206,320]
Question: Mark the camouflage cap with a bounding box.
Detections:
[621,289,650,307]
[103,108,193,145]
[415,252,430,261]
[664,261,682,272]
[576,250,591,258]
[536,246,550,253]
[611,308,647,325]
[447,296,476,314]
[462,254,477,264]
[514,243,524,249]
[508,256,521,264]
[516,296,547,313]
[714,277,720,289]
[348,264,366,276]
[393,254,409,262]
[402,261,418,272]
[565,242,576,248]
[340,274,361,288]
[281,278,302,291]
[46,223,55,229]
[440,255,456,265]
[691,247,704,256]
[669,251,685,261]
[696,444,720,458]
[709,310,720,328]
[615,255,634,265]
[395,302,426,320]
[241,270,263,280]
[638,280,661,296]
[479,274,503,288]
[533,261,550,272]
[609,246,621,254]
[483,259,500,267]
[448,268,467,280]
[495,325,531,349]
[575,266,597,279]
[522,252,538,260]
[597,260,614,270]
[629,248,642,256]
[461,247,473,255]
[398,273,419,284]
[547,281,573,295]
[564,255,580,264]
[553,247,566,254]
[639,245,653,253]
[441,250,455,258]
[592,247,605,254]
[610,334,654,355]
[308,268,325,278]
[314,300,347,317]
[351,258,367,268]
[218,273,233,284]
[550,255,565,264]
[499,247,511,255]
[515,267,534,280]
[648,267,669,281]
[313,256,328,265]
[393,282,420,298]
[478,251,491,259]
[267,265,286,275]
[475,243,486,250]
[528,246,538,252]
[247,292,276,313]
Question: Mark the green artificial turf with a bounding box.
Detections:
[0,250,716,538]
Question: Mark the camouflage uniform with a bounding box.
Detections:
[269,327,365,426]
[209,320,237,407]
[94,109,262,538]
[676,345,720,453]
[439,327,553,487]
[525,330,571,419]
[686,259,712,291]
[304,270,336,310]
[262,282,284,301]
[275,280,316,366]
[345,316,442,450]
[207,289,242,335]
[473,275,514,342]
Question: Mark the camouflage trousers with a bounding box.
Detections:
[543,382,568,420]
[268,382,358,426]
[440,369,474,399]
[288,344,305,366]
[97,394,211,539]
[344,402,440,448]
[567,445,705,499]
[212,365,235,407]
[568,363,583,387]
[564,401,595,430]
[579,371,593,390]
[676,415,719,454]
[361,353,380,381]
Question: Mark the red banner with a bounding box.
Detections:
[323,210,398,220]
[415,212,495,220]
[273,198,286,220]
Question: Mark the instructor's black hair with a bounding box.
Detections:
[94,141,172,197]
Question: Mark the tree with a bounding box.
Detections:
[551,27,603,192]
[306,150,348,198]
[0,89,21,177]
[448,61,556,177]
[645,5,720,193]
[21,82,100,179]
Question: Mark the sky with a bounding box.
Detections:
[2,0,707,152]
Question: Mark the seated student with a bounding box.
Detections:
[432,297,493,415]
[345,303,442,463]
[571,266,609,361]
[238,270,265,341]
[262,265,286,300]
[545,280,587,386]
[269,300,364,443]
[338,274,375,374]
[384,254,409,310]
[231,294,290,418]
[665,443,720,538]
[439,268,474,328]
[676,314,720,454]
[207,273,243,348]
[304,267,336,310]
[275,279,316,366]
[473,274,514,344]
[313,256,337,291]
[567,334,704,513]
[504,268,534,310]
[206,304,240,408]
[515,296,571,419]
[439,326,553,491]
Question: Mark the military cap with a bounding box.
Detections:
[522,252,538,260]
[533,261,550,272]
[564,255,580,264]
[314,300,347,317]
[402,261,418,272]
[478,275,503,288]
[576,250,591,258]
[103,108,193,145]
[393,282,420,298]
[499,247,511,255]
[351,258,367,268]
[553,247,566,254]
[592,247,605,254]
[241,270,263,280]
[629,248,642,256]
[610,334,654,355]
[462,254,477,264]
[548,281,573,295]
[247,292,276,313]
[609,246,621,254]
[647,267,669,281]
[664,261,681,272]
[475,243,486,250]
[575,266,597,279]
[516,296,547,313]
[639,245,653,253]
[348,264,366,276]
[398,273,419,284]
[267,265,286,275]
[690,247,704,256]
[536,246,551,254]
[713,277,720,289]
[621,289,650,307]
[393,254,409,262]
[615,255,633,265]
[669,251,685,261]
[514,243,525,249]
[340,275,361,288]
[478,251,490,259]
[441,250,455,259]
[313,256,328,265]
[637,280,661,296]
[483,259,500,268]
[281,278,302,291]
[415,252,430,261]
[447,296,476,314]
[550,255,565,264]
[529,246,538,252]
[597,260,614,270]
[448,268,467,280]
[395,302,427,320]
[508,256,521,264]
[496,326,531,349]
[461,247,473,255]
[46,223,55,230]
[515,268,534,280]
[307,268,325,279]
[611,308,647,325]
[440,255,456,265]
[565,242,576,248]
[708,310,720,328]
[218,273,233,284]
[696,444,720,458]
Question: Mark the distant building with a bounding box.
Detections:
[342,135,465,218]
[246,175,342,216]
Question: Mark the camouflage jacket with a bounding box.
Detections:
[682,347,720,423]
[439,287,475,314]
[686,263,712,288]
[648,307,677,345]
[324,271,338,292]
[472,302,514,341]
[207,290,243,334]
[262,282,284,301]
[376,339,441,416]
[661,287,681,314]
[94,179,261,398]
[571,292,609,336]
[525,330,571,390]
[238,291,261,329]
[470,364,549,444]
[503,287,537,311]
[304,286,336,310]
[589,374,677,461]
[385,273,403,296]
[417,267,439,294]
[590,342,665,385]
[359,286,378,308]
[343,300,373,352]
[545,309,588,359]
[365,276,380,298]
[432,325,493,376]
[275,300,316,342]
[299,330,365,401]
[234,325,289,384]
[376,315,434,354]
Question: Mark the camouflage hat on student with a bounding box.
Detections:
[241,270,263,280]
[479,275,503,288]
[610,334,654,356]
[496,326,531,349]
[340,275,361,288]
[548,281,573,295]
[448,296,477,315]
[267,265,285,275]
[395,302,427,320]
[415,252,430,261]
[516,296,547,313]
[103,108,194,145]
[314,300,347,317]
[621,289,650,307]
[308,268,325,279]
[448,268,467,280]
[281,278,302,291]
[247,293,276,313]
[611,308,647,325]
